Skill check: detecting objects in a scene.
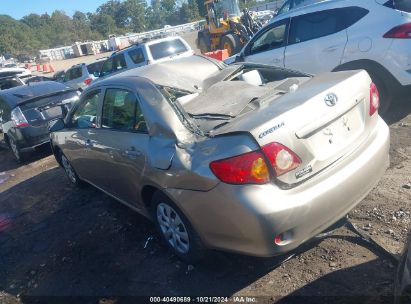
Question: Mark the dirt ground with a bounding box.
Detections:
[1,37,410,303]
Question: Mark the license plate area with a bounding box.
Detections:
[306,107,364,161]
[43,106,62,118]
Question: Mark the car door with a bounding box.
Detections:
[284,8,348,74]
[63,89,104,186]
[89,87,149,207]
[243,19,289,67]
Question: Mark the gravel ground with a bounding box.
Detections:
[0,87,410,303]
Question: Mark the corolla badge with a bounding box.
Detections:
[324,93,338,107]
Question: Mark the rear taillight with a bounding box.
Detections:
[210,151,270,184]
[11,107,29,128]
[370,82,380,116]
[84,78,92,85]
[383,22,411,38]
[261,143,301,177]
[210,143,301,184]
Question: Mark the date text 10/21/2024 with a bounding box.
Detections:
[149,296,258,303]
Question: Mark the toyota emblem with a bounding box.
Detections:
[324,93,338,107]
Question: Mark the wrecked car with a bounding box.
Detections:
[0,81,80,161]
[49,55,390,262]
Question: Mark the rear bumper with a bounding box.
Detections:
[13,125,50,151]
[166,117,390,256]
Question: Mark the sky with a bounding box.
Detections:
[1,0,110,20]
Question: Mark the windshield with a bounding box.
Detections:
[393,0,411,12]
[149,39,189,60]
[215,0,241,17]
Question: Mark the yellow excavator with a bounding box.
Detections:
[196,0,262,56]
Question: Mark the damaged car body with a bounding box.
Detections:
[50,55,390,262]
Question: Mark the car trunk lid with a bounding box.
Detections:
[210,70,375,185]
[18,91,76,126]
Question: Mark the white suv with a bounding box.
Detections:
[235,0,411,112]
[98,36,194,79]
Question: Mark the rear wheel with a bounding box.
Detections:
[60,153,83,186]
[220,34,241,56]
[152,191,207,263]
[8,136,25,162]
[198,37,210,54]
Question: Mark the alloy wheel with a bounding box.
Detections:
[9,137,20,161]
[157,202,190,254]
[61,155,77,184]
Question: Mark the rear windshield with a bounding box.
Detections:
[0,78,23,90]
[149,39,189,60]
[385,0,411,12]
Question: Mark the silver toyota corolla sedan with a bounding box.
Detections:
[49,55,390,262]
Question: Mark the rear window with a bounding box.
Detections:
[0,78,23,90]
[385,0,411,12]
[149,39,189,60]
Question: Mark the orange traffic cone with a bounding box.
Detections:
[48,64,54,73]
[42,64,48,73]
[37,64,42,72]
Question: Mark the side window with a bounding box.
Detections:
[289,9,346,44]
[72,67,82,79]
[112,54,127,71]
[70,90,100,129]
[0,98,9,120]
[128,48,146,64]
[63,69,72,82]
[101,89,147,132]
[100,58,113,76]
[249,22,288,55]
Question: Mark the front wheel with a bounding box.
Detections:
[198,37,210,54]
[152,191,207,263]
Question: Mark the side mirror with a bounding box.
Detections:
[48,118,65,133]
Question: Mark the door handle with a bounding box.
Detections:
[125,147,142,157]
[273,58,282,64]
[323,46,339,53]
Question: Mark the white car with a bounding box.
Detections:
[0,67,32,80]
[98,36,194,80]
[233,0,411,112]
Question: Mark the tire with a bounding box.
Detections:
[198,37,209,54]
[220,34,241,56]
[8,135,26,163]
[60,153,84,187]
[151,191,207,263]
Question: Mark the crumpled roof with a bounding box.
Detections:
[110,55,223,93]
[184,81,272,116]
